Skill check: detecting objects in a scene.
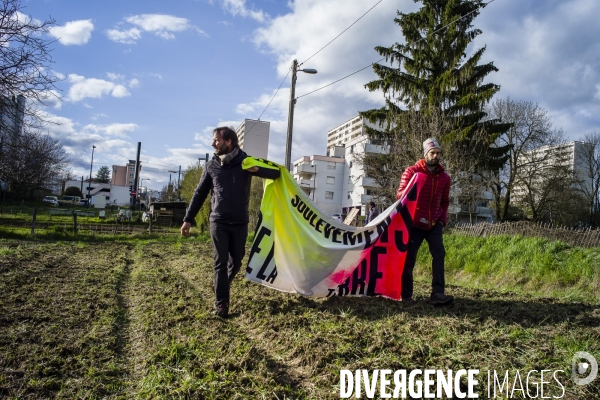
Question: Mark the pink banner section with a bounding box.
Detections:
[325,178,419,300]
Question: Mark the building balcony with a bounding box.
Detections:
[364,143,387,154]
[360,177,379,187]
[296,163,316,174]
[298,179,315,188]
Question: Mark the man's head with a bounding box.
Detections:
[212,126,239,155]
[369,201,376,208]
[423,138,442,167]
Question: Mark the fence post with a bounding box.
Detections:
[149,215,152,233]
[31,208,37,234]
[73,213,77,234]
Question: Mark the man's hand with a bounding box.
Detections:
[247,166,258,173]
[180,222,192,237]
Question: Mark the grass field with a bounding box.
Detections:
[0,234,599,399]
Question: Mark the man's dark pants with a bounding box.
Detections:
[209,222,248,307]
[401,221,445,300]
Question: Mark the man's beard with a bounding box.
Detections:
[214,144,229,155]
[425,158,438,167]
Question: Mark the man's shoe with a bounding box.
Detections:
[402,297,416,305]
[429,293,453,305]
[213,302,229,318]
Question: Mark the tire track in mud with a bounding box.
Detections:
[109,244,135,395]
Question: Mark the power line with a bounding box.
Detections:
[244,0,384,136]
[299,0,384,67]
[297,61,382,99]
[296,0,497,100]
[257,68,292,122]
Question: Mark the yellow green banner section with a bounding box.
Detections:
[242,157,424,300]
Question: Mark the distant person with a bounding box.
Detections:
[180,127,280,318]
[365,201,379,224]
[396,138,453,305]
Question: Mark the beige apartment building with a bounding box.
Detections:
[111,160,142,187]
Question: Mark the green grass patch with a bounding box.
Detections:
[415,234,600,302]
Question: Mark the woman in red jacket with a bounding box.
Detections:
[396,138,453,305]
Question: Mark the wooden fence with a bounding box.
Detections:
[448,221,600,248]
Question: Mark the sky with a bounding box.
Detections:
[21,0,600,190]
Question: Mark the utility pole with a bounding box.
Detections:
[88,145,95,206]
[284,59,317,172]
[132,142,141,208]
[285,59,298,172]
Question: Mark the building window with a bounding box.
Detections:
[129,166,134,170]
[348,176,352,184]
[129,173,134,178]
[349,161,353,168]
[327,162,336,169]
[326,176,335,184]
[325,191,334,199]
[348,191,352,199]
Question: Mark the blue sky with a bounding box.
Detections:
[23,0,600,190]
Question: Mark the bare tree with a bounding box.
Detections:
[575,132,600,227]
[0,0,59,105]
[486,98,566,221]
[0,125,69,198]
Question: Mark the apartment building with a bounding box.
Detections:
[292,153,347,216]
[235,119,270,159]
[0,94,25,136]
[512,141,593,202]
[111,160,142,187]
[292,114,388,220]
[326,115,384,156]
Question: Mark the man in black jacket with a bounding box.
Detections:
[180,126,280,318]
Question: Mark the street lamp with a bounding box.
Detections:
[285,59,317,171]
[88,145,96,207]
[140,178,150,202]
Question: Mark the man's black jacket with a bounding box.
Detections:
[182,149,280,225]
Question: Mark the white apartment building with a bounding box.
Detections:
[292,153,347,216]
[326,114,384,156]
[513,141,593,202]
[293,115,388,220]
[235,119,270,160]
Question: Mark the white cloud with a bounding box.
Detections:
[149,73,163,80]
[244,0,413,162]
[106,14,206,44]
[67,74,131,102]
[106,27,142,44]
[129,78,140,88]
[91,113,109,120]
[111,85,130,98]
[84,123,138,137]
[221,0,268,22]
[49,19,94,45]
[107,72,125,81]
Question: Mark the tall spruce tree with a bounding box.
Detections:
[360,0,510,173]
